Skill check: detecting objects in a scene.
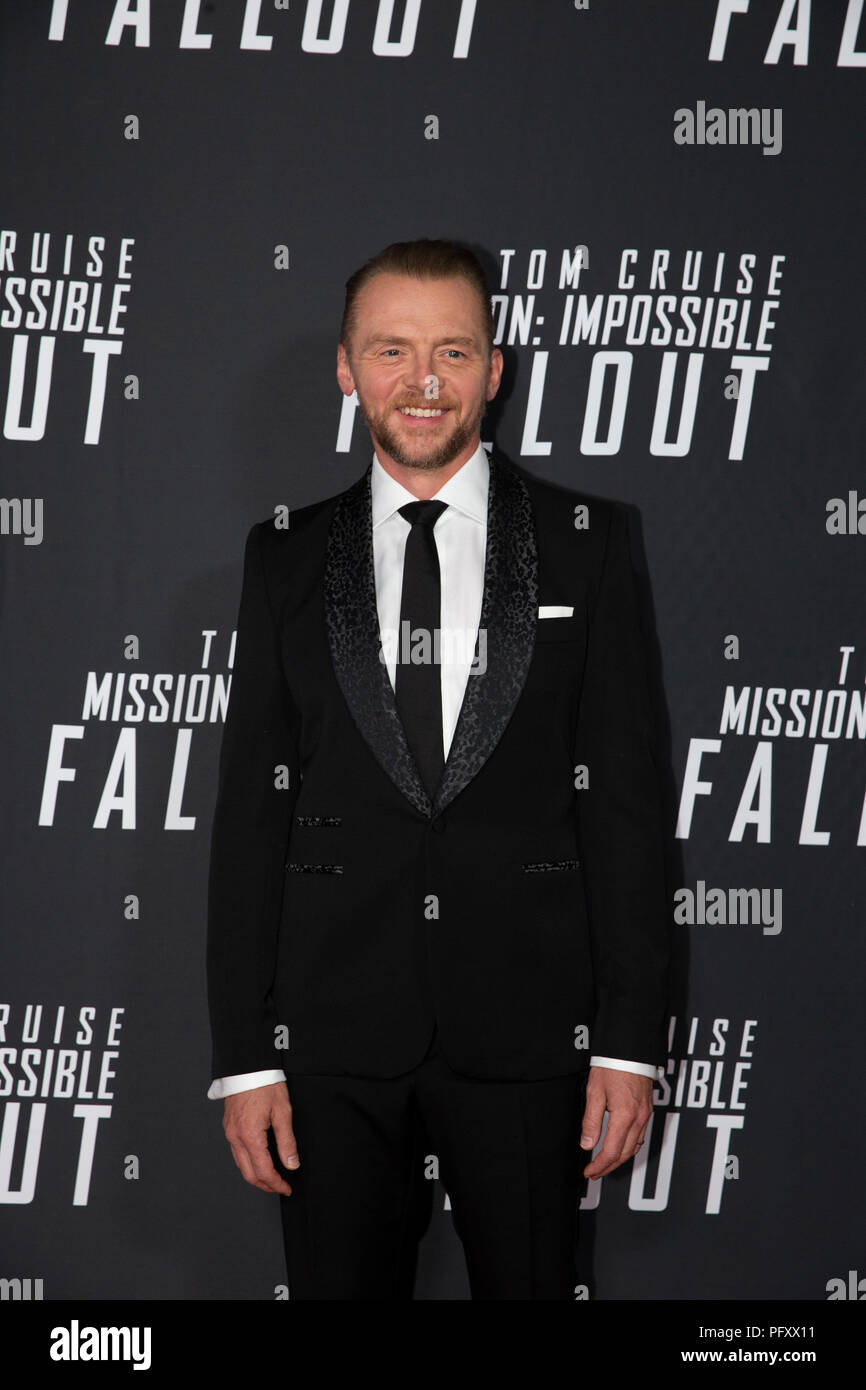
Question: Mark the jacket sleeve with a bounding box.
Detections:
[206,521,300,1079]
[574,502,671,1068]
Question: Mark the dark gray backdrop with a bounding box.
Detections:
[2,0,864,1301]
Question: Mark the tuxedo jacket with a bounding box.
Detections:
[207,450,670,1082]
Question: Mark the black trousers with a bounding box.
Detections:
[269,1027,589,1300]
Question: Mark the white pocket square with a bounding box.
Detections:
[538,605,574,618]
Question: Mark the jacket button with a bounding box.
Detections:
[431,816,446,833]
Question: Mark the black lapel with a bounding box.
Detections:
[325,463,431,817]
[433,451,537,815]
[324,451,538,819]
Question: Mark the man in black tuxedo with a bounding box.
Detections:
[207,238,670,1300]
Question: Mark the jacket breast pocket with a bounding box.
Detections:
[530,615,586,697]
[534,615,583,644]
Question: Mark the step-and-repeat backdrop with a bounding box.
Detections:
[2,1,864,1302]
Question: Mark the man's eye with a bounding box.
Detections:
[444,349,465,358]
[382,348,401,357]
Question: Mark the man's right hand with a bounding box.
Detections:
[222,1081,298,1196]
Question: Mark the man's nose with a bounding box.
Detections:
[403,353,440,395]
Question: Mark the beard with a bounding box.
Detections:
[356,390,487,473]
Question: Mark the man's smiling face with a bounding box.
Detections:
[336,272,503,480]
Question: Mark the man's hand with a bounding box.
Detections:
[222,1081,298,1196]
[580,1066,653,1179]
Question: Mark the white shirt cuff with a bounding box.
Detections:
[207,1069,287,1100]
[589,1055,663,1081]
[208,1059,663,1097]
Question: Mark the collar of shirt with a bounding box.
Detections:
[370,441,490,532]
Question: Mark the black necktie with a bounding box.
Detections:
[394,500,449,799]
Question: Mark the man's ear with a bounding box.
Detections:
[486,346,504,401]
[336,342,356,397]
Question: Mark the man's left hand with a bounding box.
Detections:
[580,1066,653,1179]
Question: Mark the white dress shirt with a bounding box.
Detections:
[208,444,661,1098]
